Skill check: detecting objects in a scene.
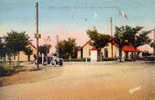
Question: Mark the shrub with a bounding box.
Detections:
[64,58,90,62]
[102,58,117,61]
[0,64,16,77]
[142,51,152,57]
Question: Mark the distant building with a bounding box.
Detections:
[138,29,155,55]
[11,44,37,61]
[0,43,37,62]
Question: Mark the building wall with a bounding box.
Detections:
[82,43,93,59]
[101,43,118,58]
[81,42,128,60]
[90,50,97,62]
[107,43,114,58]
[77,50,82,59]
[82,42,119,59]
[9,45,37,62]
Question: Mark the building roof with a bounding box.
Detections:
[91,47,97,50]
[122,45,141,52]
[82,40,91,48]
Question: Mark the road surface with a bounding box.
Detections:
[0,61,155,100]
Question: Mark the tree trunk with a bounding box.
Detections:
[133,52,136,61]
[97,49,101,61]
[131,52,136,61]
[125,51,129,60]
[8,55,11,65]
[153,47,155,56]
[28,55,30,61]
[14,54,16,60]
[17,52,20,66]
[3,55,6,64]
[136,52,140,60]
[119,48,122,62]
[17,52,20,62]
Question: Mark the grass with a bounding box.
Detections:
[0,64,24,77]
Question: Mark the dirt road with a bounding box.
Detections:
[0,62,155,100]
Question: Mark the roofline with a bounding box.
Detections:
[81,39,91,48]
[29,43,37,49]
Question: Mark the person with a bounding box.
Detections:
[59,58,64,66]
[50,56,56,66]
[33,54,37,64]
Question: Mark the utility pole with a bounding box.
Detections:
[56,35,59,57]
[153,29,155,56]
[35,1,41,69]
[110,17,114,58]
[56,35,59,45]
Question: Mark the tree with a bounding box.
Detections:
[5,31,30,62]
[124,26,151,48]
[24,47,33,61]
[151,41,155,56]
[114,26,151,61]
[39,44,51,56]
[0,38,5,59]
[56,38,78,59]
[114,26,131,61]
[87,28,110,61]
[38,44,51,64]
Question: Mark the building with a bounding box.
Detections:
[77,40,141,61]
[11,44,37,62]
[0,44,37,62]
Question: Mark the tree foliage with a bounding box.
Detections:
[151,41,155,55]
[150,41,155,48]
[132,30,151,48]
[115,26,151,48]
[56,38,78,59]
[114,25,151,60]
[24,47,33,61]
[0,38,6,57]
[87,28,110,49]
[38,44,51,56]
[87,28,110,61]
[5,31,30,54]
[114,26,130,48]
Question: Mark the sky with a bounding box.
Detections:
[0,0,155,48]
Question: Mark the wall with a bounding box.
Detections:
[82,43,92,59]
[8,45,37,62]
